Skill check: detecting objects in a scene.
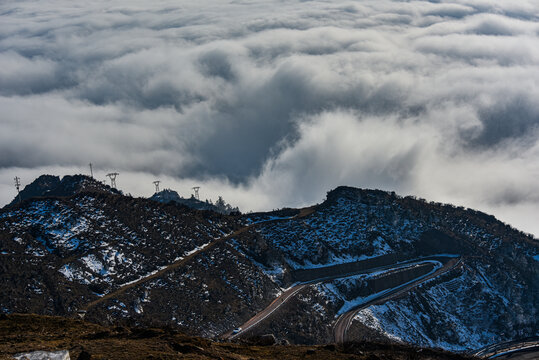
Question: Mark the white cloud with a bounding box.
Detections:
[1,0,538,236]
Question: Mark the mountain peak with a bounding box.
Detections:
[150,188,240,214]
[324,186,398,205]
[7,174,119,207]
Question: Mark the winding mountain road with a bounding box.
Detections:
[225,284,309,340]
[80,204,461,346]
[473,338,539,359]
[333,256,461,343]
[225,255,460,340]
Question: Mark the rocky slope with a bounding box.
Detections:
[233,188,539,349]
[0,176,243,323]
[7,175,119,207]
[150,189,239,214]
[0,314,474,360]
[1,178,538,353]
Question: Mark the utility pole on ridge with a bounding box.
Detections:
[14,176,22,204]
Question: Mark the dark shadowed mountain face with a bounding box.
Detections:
[150,189,240,214]
[0,180,538,352]
[7,174,119,207]
[0,189,242,319]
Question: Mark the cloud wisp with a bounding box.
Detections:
[1,0,538,236]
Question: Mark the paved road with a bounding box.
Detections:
[494,348,539,360]
[333,256,461,343]
[224,284,308,339]
[225,255,458,340]
[473,338,539,359]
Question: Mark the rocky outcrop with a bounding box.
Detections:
[7,174,119,207]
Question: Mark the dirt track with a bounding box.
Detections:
[83,207,316,311]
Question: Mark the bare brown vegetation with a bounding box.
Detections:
[0,314,474,360]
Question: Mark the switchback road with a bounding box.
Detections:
[225,255,459,340]
[333,256,460,343]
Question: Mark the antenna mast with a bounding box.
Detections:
[192,186,200,200]
[14,176,22,204]
[89,163,93,178]
[106,172,119,189]
[153,180,160,193]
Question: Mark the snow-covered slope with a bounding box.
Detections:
[232,187,539,348]
[1,180,538,351]
[0,187,240,317]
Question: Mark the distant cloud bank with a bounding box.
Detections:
[1,0,538,236]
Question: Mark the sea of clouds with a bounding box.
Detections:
[1,0,538,235]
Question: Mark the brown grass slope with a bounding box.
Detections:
[0,314,474,360]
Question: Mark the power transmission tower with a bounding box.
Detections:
[153,180,160,193]
[14,176,22,204]
[192,186,200,200]
[106,173,119,189]
[89,163,93,178]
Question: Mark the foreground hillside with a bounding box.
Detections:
[0,314,473,360]
[1,176,538,352]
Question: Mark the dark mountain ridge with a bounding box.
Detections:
[6,174,119,208]
[1,176,538,353]
[232,186,538,348]
[150,188,239,214]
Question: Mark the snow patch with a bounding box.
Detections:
[81,254,107,275]
[59,265,74,281]
[355,308,403,342]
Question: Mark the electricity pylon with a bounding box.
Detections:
[153,180,160,193]
[106,173,119,189]
[192,186,200,200]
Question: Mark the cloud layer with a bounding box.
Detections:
[1,0,539,235]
